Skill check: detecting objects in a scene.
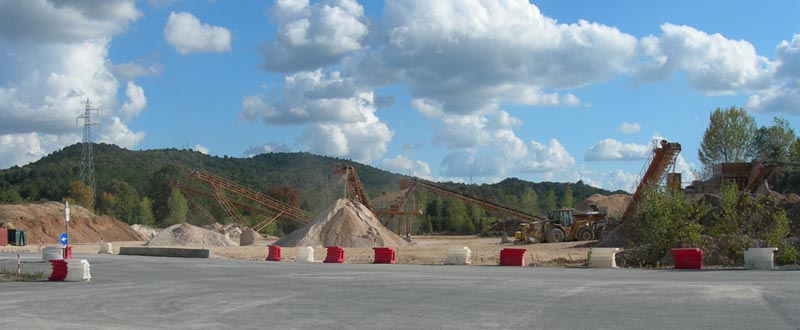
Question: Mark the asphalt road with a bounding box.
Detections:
[1,253,798,330]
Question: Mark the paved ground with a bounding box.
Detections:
[1,252,798,330]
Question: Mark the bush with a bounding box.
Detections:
[632,186,707,254]
[766,210,799,265]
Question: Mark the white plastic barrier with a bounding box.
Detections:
[446,247,472,265]
[589,248,620,268]
[42,246,64,261]
[64,259,91,282]
[296,246,315,262]
[744,247,777,269]
[98,242,113,254]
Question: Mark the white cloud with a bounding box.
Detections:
[241,70,368,125]
[0,0,141,43]
[0,133,70,169]
[746,83,800,114]
[119,82,147,119]
[585,138,650,161]
[618,122,641,134]
[112,61,163,81]
[0,2,146,169]
[775,34,800,80]
[164,12,231,55]
[241,69,393,163]
[410,98,575,178]
[746,34,800,113]
[674,155,697,184]
[636,23,771,94]
[262,0,368,72]
[584,168,641,193]
[242,142,291,157]
[381,155,431,179]
[99,117,144,148]
[193,144,209,155]
[299,112,392,163]
[371,0,637,114]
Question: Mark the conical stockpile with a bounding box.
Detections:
[275,199,409,248]
[145,223,237,247]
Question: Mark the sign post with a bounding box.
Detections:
[65,201,70,248]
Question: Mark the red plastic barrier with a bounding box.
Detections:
[63,245,73,260]
[324,246,345,263]
[373,247,396,264]
[671,248,703,269]
[499,248,527,266]
[266,245,282,262]
[49,260,67,281]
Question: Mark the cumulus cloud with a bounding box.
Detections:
[119,82,147,119]
[585,138,650,161]
[381,155,431,178]
[0,0,141,43]
[164,12,231,55]
[0,133,71,169]
[370,0,637,114]
[410,98,575,178]
[0,1,146,169]
[746,35,800,113]
[241,70,369,125]
[262,0,368,73]
[775,34,800,80]
[243,142,292,157]
[299,114,392,163]
[193,144,209,154]
[98,116,145,148]
[618,122,641,134]
[241,69,392,163]
[636,23,771,94]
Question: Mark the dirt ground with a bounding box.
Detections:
[1,235,592,266]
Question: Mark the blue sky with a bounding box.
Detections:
[1,0,799,192]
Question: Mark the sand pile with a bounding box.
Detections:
[275,198,410,248]
[0,202,145,243]
[145,223,237,247]
[577,194,631,218]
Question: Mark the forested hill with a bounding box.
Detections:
[0,143,623,233]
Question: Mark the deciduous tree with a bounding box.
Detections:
[698,106,757,177]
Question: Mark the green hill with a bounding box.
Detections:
[0,143,624,235]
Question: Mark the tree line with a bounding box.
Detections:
[0,143,619,235]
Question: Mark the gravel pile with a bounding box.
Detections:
[275,198,410,248]
[145,223,237,247]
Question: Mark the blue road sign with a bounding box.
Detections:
[60,233,68,246]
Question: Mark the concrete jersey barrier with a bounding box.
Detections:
[119,247,211,258]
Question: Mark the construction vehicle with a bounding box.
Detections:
[396,178,607,243]
[514,208,607,244]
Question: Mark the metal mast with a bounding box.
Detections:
[77,99,100,208]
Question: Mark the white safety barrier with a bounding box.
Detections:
[296,246,315,262]
[98,242,113,254]
[744,247,777,269]
[446,247,472,265]
[42,246,64,261]
[64,259,91,282]
[589,248,620,268]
